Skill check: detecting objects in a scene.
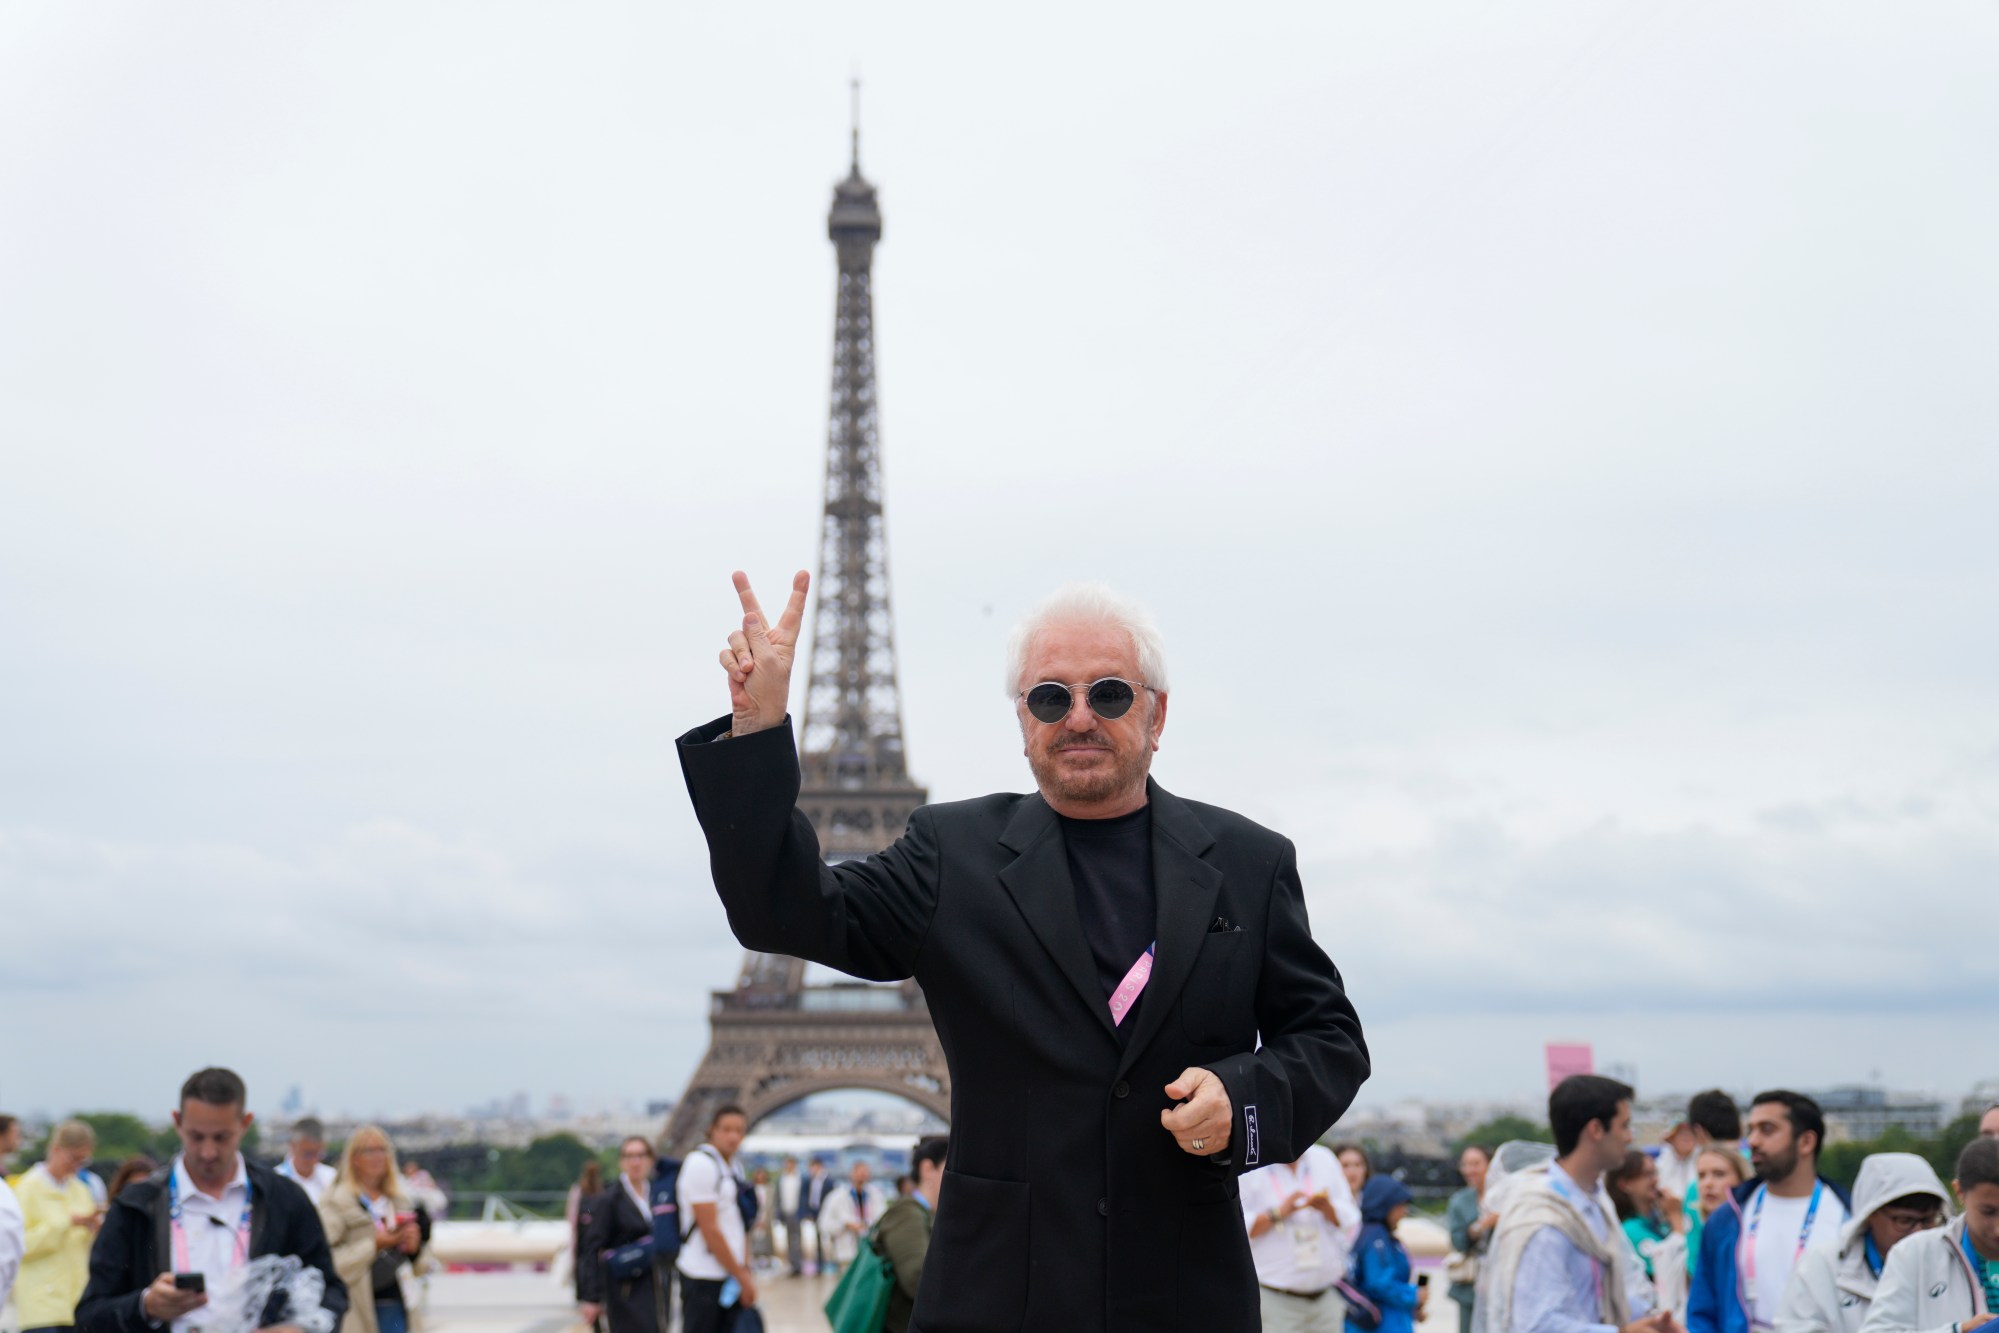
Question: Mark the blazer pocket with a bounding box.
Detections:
[919,1168,1030,1331]
[1178,929,1248,1046]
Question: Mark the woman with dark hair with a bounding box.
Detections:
[1447,1144,1495,1333]
[1354,1176,1423,1333]
[564,1159,604,1301]
[1608,1150,1687,1313]
[577,1137,669,1333]
[104,1156,155,1203]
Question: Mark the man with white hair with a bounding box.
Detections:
[679,571,1369,1332]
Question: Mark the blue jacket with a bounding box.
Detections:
[1355,1178,1420,1333]
[1688,1176,1853,1333]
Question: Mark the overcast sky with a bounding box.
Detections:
[3,2,1995,1123]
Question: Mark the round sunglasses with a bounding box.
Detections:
[1018,677,1151,724]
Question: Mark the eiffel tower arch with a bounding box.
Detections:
[664,105,950,1155]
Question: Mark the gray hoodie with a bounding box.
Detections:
[1777,1153,1952,1333]
[1858,1214,1990,1333]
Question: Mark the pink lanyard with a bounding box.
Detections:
[168,1172,251,1275]
[1109,942,1156,1026]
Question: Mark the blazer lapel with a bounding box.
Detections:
[1117,781,1222,1078]
[997,794,1119,1040]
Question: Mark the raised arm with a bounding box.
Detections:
[679,571,938,980]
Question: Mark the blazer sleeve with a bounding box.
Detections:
[676,716,940,981]
[1202,838,1369,1173]
[74,1199,150,1333]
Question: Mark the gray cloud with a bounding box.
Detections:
[2,2,1995,1115]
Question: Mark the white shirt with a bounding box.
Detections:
[0,1176,24,1308]
[675,1146,746,1282]
[777,1169,801,1216]
[169,1156,252,1333]
[1240,1146,1362,1294]
[1744,1186,1847,1329]
[274,1158,337,1206]
[1654,1145,1697,1205]
[619,1174,650,1222]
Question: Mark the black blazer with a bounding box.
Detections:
[575,1184,653,1303]
[75,1161,348,1333]
[677,716,1369,1333]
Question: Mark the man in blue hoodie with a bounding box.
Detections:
[1689,1090,1853,1333]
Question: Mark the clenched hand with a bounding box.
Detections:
[1161,1067,1232,1157]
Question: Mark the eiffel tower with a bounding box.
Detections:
[664,104,949,1153]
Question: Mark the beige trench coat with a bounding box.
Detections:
[318,1183,434,1333]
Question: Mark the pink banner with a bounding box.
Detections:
[1545,1042,1594,1090]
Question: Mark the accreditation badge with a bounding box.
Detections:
[1290,1221,1322,1271]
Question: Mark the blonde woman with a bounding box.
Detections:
[318,1127,432,1333]
[16,1120,97,1333]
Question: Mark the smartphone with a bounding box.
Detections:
[174,1273,206,1293]
[1417,1274,1431,1291]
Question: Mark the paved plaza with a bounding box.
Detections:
[420,1261,1463,1333]
[424,1267,847,1333]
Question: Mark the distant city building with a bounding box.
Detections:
[1814,1085,1947,1140]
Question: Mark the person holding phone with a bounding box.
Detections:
[75,1067,347,1333]
[1241,1143,1362,1332]
[317,1127,431,1333]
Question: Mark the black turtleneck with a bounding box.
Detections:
[1056,804,1156,1029]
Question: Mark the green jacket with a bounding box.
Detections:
[875,1196,934,1333]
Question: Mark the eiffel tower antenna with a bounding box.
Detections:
[663,103,945,1154]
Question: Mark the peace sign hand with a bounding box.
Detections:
[718,570,810,736]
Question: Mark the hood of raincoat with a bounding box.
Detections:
[1361,1175,1414,1227]
[1840,1151,1951,1251]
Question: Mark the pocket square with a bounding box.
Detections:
[1208,916,1239,934]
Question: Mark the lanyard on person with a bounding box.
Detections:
[168,1168,252,1275]
[1109,941,1156,1027]
[1741,1181,1824,1326]
[361,1192,396,1231]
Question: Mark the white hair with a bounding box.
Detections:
[1004,583,1169,697]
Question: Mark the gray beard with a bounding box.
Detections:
[1028,745,1151,807]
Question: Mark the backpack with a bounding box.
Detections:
[649,1158,685,1260]
[673,1148,759,1247]
[823,1219,895,1333]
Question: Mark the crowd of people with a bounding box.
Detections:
[1234,1084,1999,1333]
[0,1075,949,1333]
[0,1071,448,1333]
[565,1103,947,1333]
[7,1078,1994,1333]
